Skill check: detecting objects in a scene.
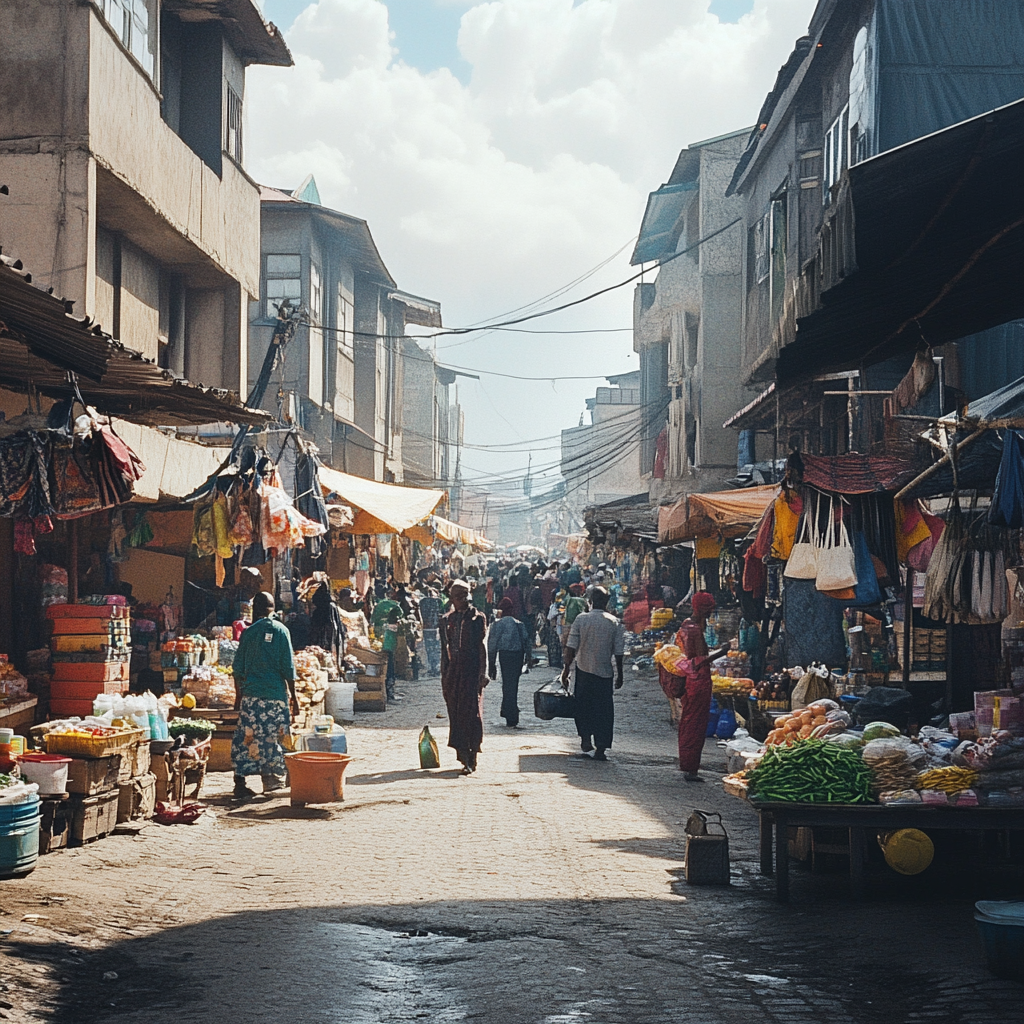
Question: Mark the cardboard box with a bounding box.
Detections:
[49,697,102,719]
[69,791,118,844]
[117,773,157,823]
[353,690,386,712]
[49,679,128,700]
[38,795,70,855]
[46,604,126,620]
[132,742,151,778]
[355,674,386,692]
[151,753,171,802]
[65,755,121,795]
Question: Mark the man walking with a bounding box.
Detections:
[561,587,625,761]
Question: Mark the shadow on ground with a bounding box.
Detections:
[6,894,1021,1024]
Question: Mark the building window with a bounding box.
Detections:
[823,104,850,204]
[309,263,323,326]
[225,86,243,165]
[265,254,301,319]
[770,191,788,322]
[98,0,155,77]
[337,287,354,356]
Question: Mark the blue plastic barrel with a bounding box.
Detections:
[0,795,41,878]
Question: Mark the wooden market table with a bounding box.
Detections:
[748,799,1023,902]
[0,696,38,732]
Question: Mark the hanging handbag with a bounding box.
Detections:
[784,490,820,580]
[815,495,859,592]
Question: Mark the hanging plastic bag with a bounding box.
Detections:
[844,530,881,607]
[418,725,440,769]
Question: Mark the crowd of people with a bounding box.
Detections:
[228,553,719,792]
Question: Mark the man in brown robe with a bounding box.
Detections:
[439,579,489,774]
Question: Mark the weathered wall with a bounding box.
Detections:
[88,18,260,296]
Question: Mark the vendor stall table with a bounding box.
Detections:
[749,800,1021,902]
[0,696,38,733]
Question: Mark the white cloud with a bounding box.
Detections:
[246,0,817,483]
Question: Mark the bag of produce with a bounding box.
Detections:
[791,665,833,711]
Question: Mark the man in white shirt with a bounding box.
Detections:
[560,587,625,761]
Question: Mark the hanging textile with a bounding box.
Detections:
[989,429,1024,528]
[295,449,330,558]
[770,491,801,560]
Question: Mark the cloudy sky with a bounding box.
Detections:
[249,0,817,495]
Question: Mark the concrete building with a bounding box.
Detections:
[630,129,753,504]
[253,178,449,483]
[560,372,646,517]
[0,0,291,396]
[400,340,463,489]
[723,0,1024,454]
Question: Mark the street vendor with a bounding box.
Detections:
[231,591,298,800]
[660,591,728,781]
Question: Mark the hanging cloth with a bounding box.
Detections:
[989,429,1024,528]
[770,491,801,560]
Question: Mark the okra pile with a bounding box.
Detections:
[747,738,873,804]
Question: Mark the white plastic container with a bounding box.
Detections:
[17,754,72,796]
[325,682,356,720]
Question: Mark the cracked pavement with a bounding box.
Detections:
[0,665,1020,1023]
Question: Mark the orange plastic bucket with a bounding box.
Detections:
[285,752,352,807]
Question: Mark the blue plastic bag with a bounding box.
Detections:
[847,530,881,608]
[989,429,1024,528]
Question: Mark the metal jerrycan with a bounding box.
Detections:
[683,809,731,885]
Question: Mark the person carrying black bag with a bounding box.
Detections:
[487,597,531,727]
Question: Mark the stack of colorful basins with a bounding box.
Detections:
[47,597,131,717]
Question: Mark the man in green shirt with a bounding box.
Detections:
[231,592,298,800]
[370,590,400,637]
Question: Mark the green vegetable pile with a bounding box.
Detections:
[167,718,216,741]
[747,739,873,804]
[0,773,13,789]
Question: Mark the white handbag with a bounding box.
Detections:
[815,495,859,592]
[784,491,820,580]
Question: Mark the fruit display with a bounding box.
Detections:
[916,766,980,793]
[765,704,843,745]
[751,672,789,702]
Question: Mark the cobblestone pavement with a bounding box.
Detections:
[0,665,1020,1023]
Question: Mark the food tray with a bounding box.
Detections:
[46,727,144,759]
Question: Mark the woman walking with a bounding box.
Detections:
[231,592,298,799]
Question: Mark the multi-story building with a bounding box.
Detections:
[560,372,647,515]
[253,177,451,483]
[723,0,1024,454]
[631,129,753,504]
[0,0,291,396]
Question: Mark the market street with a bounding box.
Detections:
[1,670,1018,1024]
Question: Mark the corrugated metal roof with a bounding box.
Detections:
[0,260,271,426]
[164,0,292,66]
